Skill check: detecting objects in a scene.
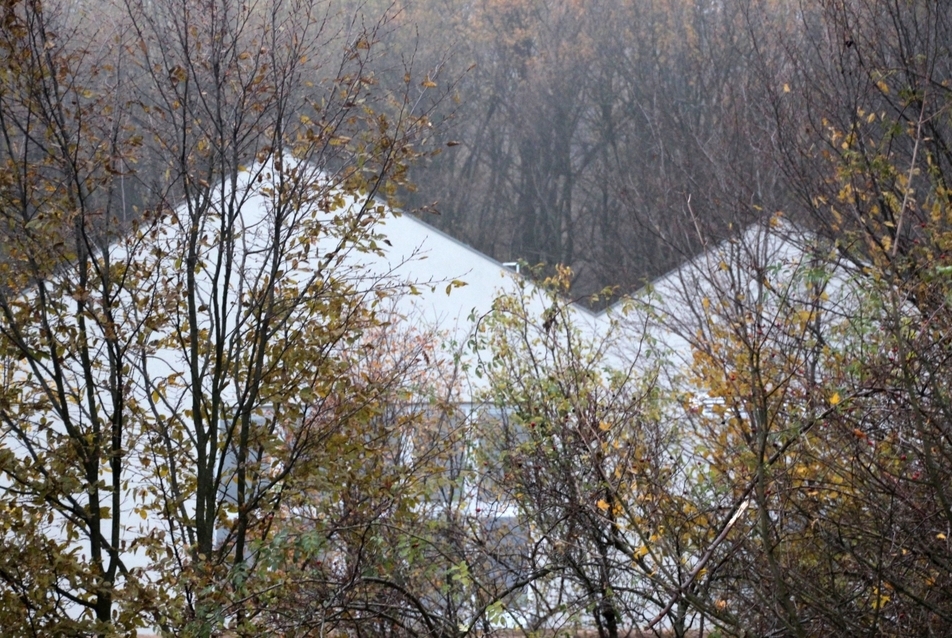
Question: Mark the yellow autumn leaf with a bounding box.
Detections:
[937,533,947,540]
[596,499,609,512]
[830,392,841,406]
[599,421,611,431]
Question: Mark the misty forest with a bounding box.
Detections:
[1,0,952,636]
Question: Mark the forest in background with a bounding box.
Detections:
[389,0,798,298]
[375,0,950,304]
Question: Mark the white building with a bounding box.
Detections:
[1,158,842,635]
